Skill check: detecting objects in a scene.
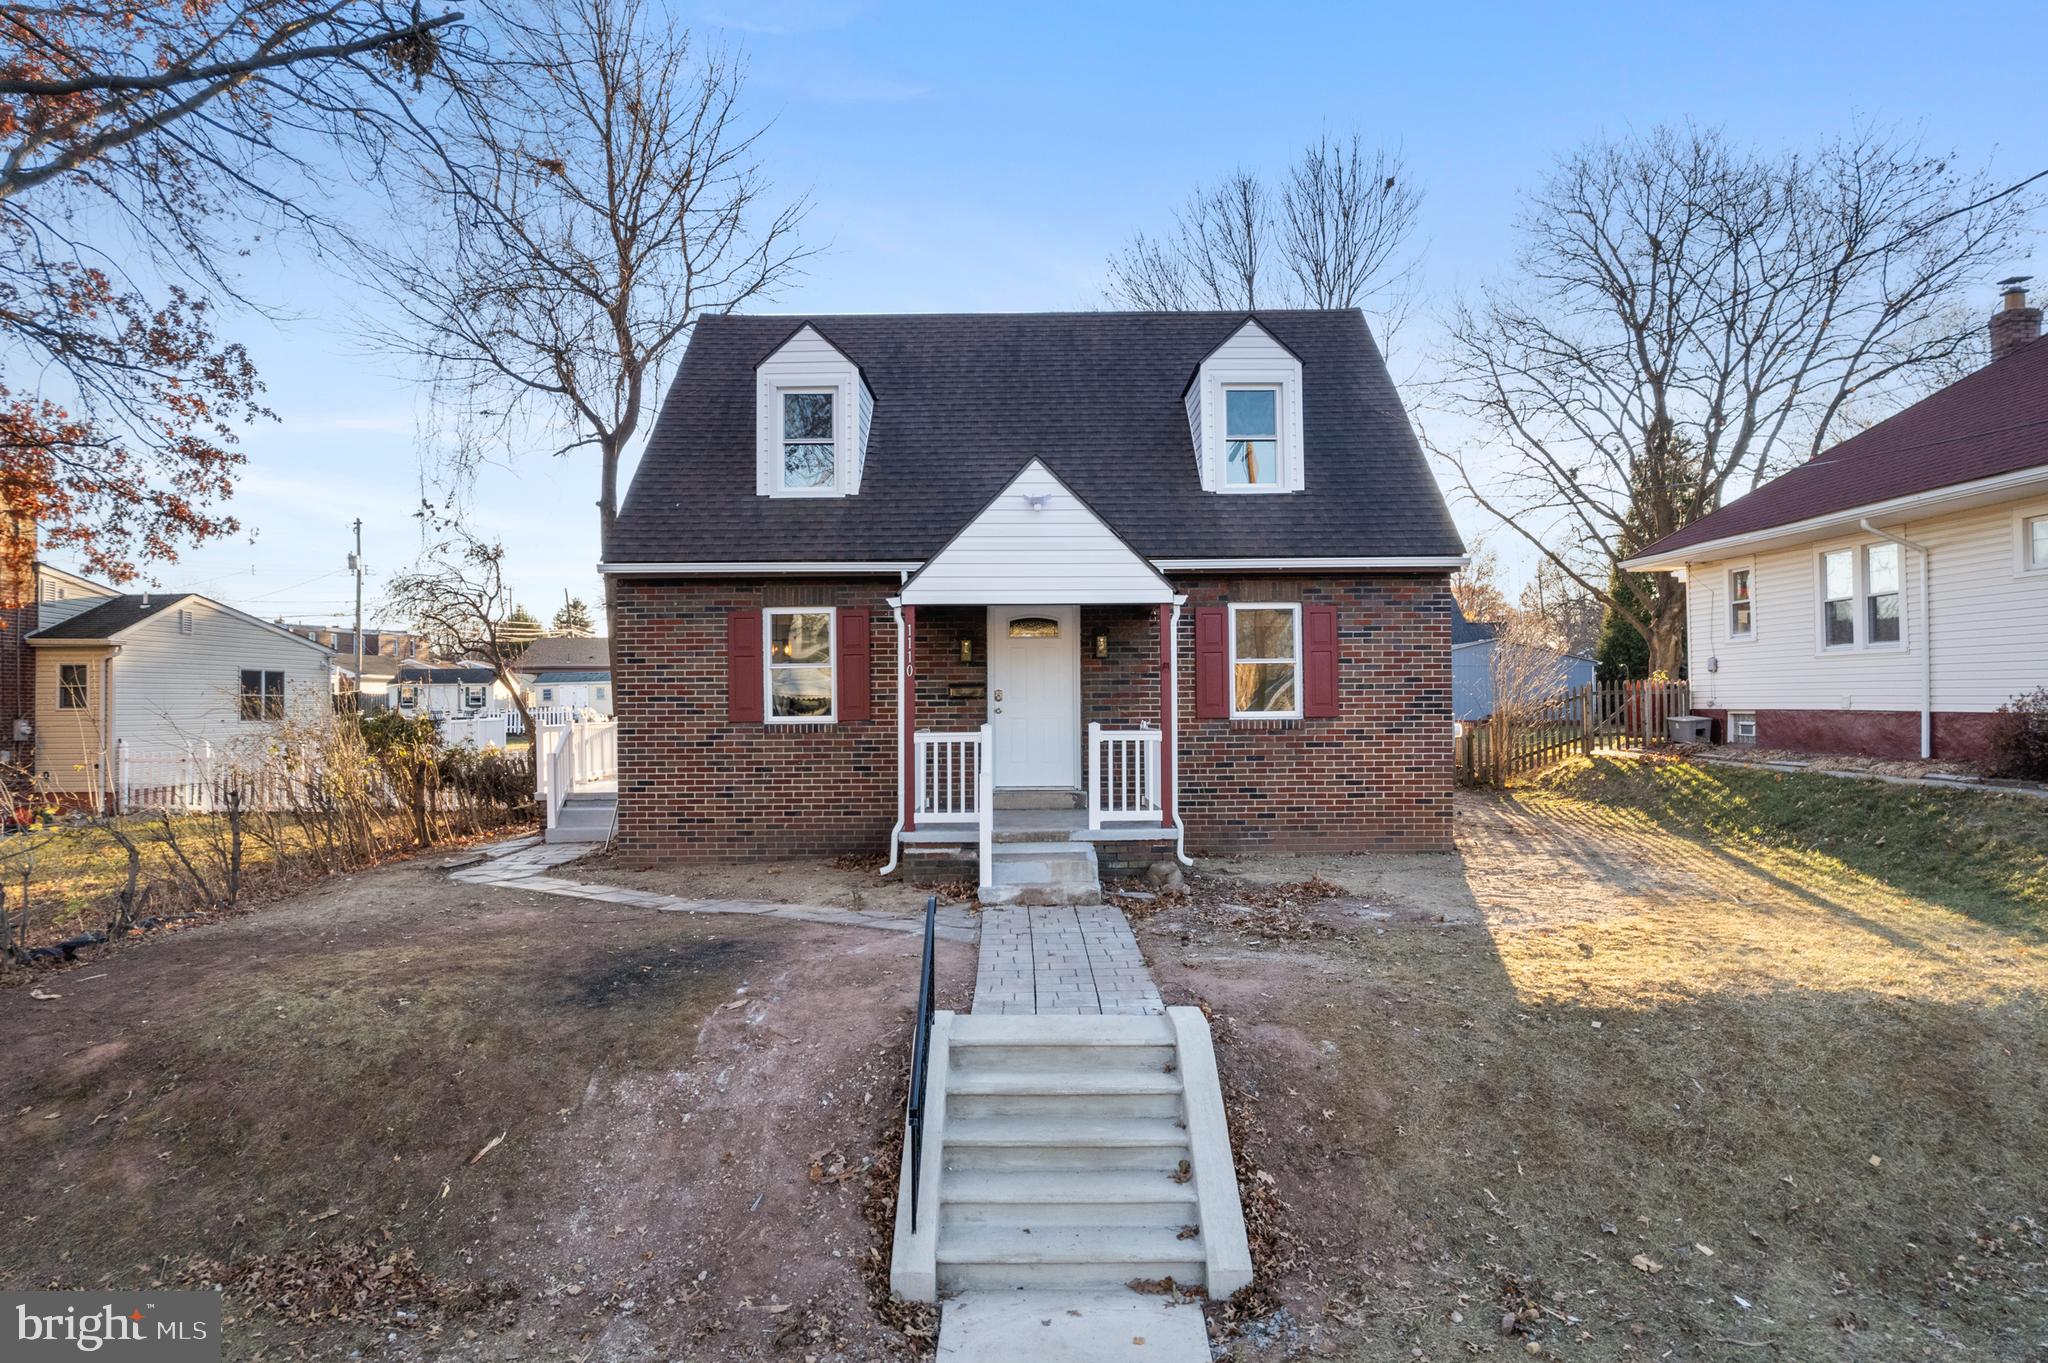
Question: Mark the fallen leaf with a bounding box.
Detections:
[29,988,60,1001]
[1630,1254,1663,1274]
[469,1132,506,1166]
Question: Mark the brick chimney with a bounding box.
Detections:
[1990,276,2042,360]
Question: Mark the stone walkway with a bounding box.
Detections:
[451,838,979,942]
[972,905,1163,1015]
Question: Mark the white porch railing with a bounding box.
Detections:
[914,724,993,888]
[536,718,619,831]
[1087,722,1163,828]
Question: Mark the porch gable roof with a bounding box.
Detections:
[898,459,1176,606]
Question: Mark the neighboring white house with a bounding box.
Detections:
[1450,614,1596,722]
[386,660,518,721]
[511,636,612,717]
[27,579,335,801]
[1622,284,2048,763]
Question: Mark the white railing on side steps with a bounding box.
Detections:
[1088,722,1163,828]
[536,718,619,831]
[913,724,993,889]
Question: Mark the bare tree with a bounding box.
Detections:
[383,513,537,746]
[1486,610,1573,782]
[1449,545,1510,623]
[1437,124,2040,672]
[1105,134,1421,344]
[0,0,471,585]
[368,0,810,625]
[1519,559,1603,659]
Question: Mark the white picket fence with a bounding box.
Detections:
[115,741,293,814]
[536,719,619,830]
[505,704,602,736]
[437,714,509,749]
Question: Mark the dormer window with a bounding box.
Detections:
[1225,387,1281,488]
[781,390,837,491]
[755,324,872,499]
[1186,318,1305,493]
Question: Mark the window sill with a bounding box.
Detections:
[1230,716,1300,730]
[765,718,837,728]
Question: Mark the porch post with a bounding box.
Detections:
[902,605,918,832]
[1157,603,1175,830]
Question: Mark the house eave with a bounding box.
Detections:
[1621,462,2048,572]
[600,560,921,576]
[1151,556,1468,571]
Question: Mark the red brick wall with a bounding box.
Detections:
[612,577,899,862]
[1693,706,2005,765]
[0,552,34,772]
[1172,576,1453,854]
[612,572,1455,862]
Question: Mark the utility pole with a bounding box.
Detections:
[348,519,364,711]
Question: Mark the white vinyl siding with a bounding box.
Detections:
[108,600,330,759]
[900,460,1175,605]
[754,324,873,498]
[1684,499,2048,717]
[1188,320,1305,493]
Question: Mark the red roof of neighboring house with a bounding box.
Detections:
[1629,333,2048,563]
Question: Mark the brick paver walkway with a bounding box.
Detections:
[452,838,979,942]
[972,905,1163,1015]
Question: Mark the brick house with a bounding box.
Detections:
[601,310,1466,894]
[1623,284,2048,763]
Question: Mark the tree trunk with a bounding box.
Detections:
[1647,585,1689,677]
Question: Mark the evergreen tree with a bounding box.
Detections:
[1596,568,1654,680]
[552,596,595,636]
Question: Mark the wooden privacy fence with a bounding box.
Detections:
[1456,680,1692,786]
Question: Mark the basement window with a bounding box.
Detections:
[1730,712,1757,744]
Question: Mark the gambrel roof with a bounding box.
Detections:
[604,309,1463,568]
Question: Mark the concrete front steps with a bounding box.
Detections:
[981,841,1101,906]
[892,1011,1251,1304]
[544,792,616,845]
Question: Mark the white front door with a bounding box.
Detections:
[987,605,1079,789]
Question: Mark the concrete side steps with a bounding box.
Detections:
[544,793,617,845]
[948,1013,1177,1074]
[947,1071,1184,1119]
[941,1169,1197,1228]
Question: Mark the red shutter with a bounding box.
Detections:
[1194,607,1228,720]
[837,607,871,721]
[1303,604,1340,718]
[726,610,763,723]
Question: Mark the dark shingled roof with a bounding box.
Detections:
[1452,614,1497,646]
[514,636,611,671]
[1633,334,2048,561]
[30,593,189,641]
[605,310,1464,565]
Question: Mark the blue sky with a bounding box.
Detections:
[133,0,2046,631]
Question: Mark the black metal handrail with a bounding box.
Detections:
[905,893,938,1232]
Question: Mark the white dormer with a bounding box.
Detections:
[1183,317,1306,493]
[755,323,874,498]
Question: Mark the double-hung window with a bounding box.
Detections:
[766,608,834,721]
[779,390,836,492]
[1229,603,1300,717]
[1224,387,1281,489]
[57,663,88,710]
[239,669,285,720]
[2023,513,2048,573]
[1728,568,1753,639]
[1864,543,1901,645]
[1820,550,1856,649]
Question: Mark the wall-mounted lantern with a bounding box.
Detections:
[1094,633,1109,659]
[959,637,973,664]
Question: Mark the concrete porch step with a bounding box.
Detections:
[940,1169,1198,1227]
[936,1290,1209,1362]
[947,1070,1185,1119]
[980,841,1100,907]
[994,787,1082,810]
[935,1225,1205,1291]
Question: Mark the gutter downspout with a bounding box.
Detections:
[1169,598,1192,867]
[879,597,907,876]
[1859,518,1933,759]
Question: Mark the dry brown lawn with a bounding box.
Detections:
[1146,757,2046,1362]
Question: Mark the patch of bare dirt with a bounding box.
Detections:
[2,850,974,1361]
[566,850,977,915]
